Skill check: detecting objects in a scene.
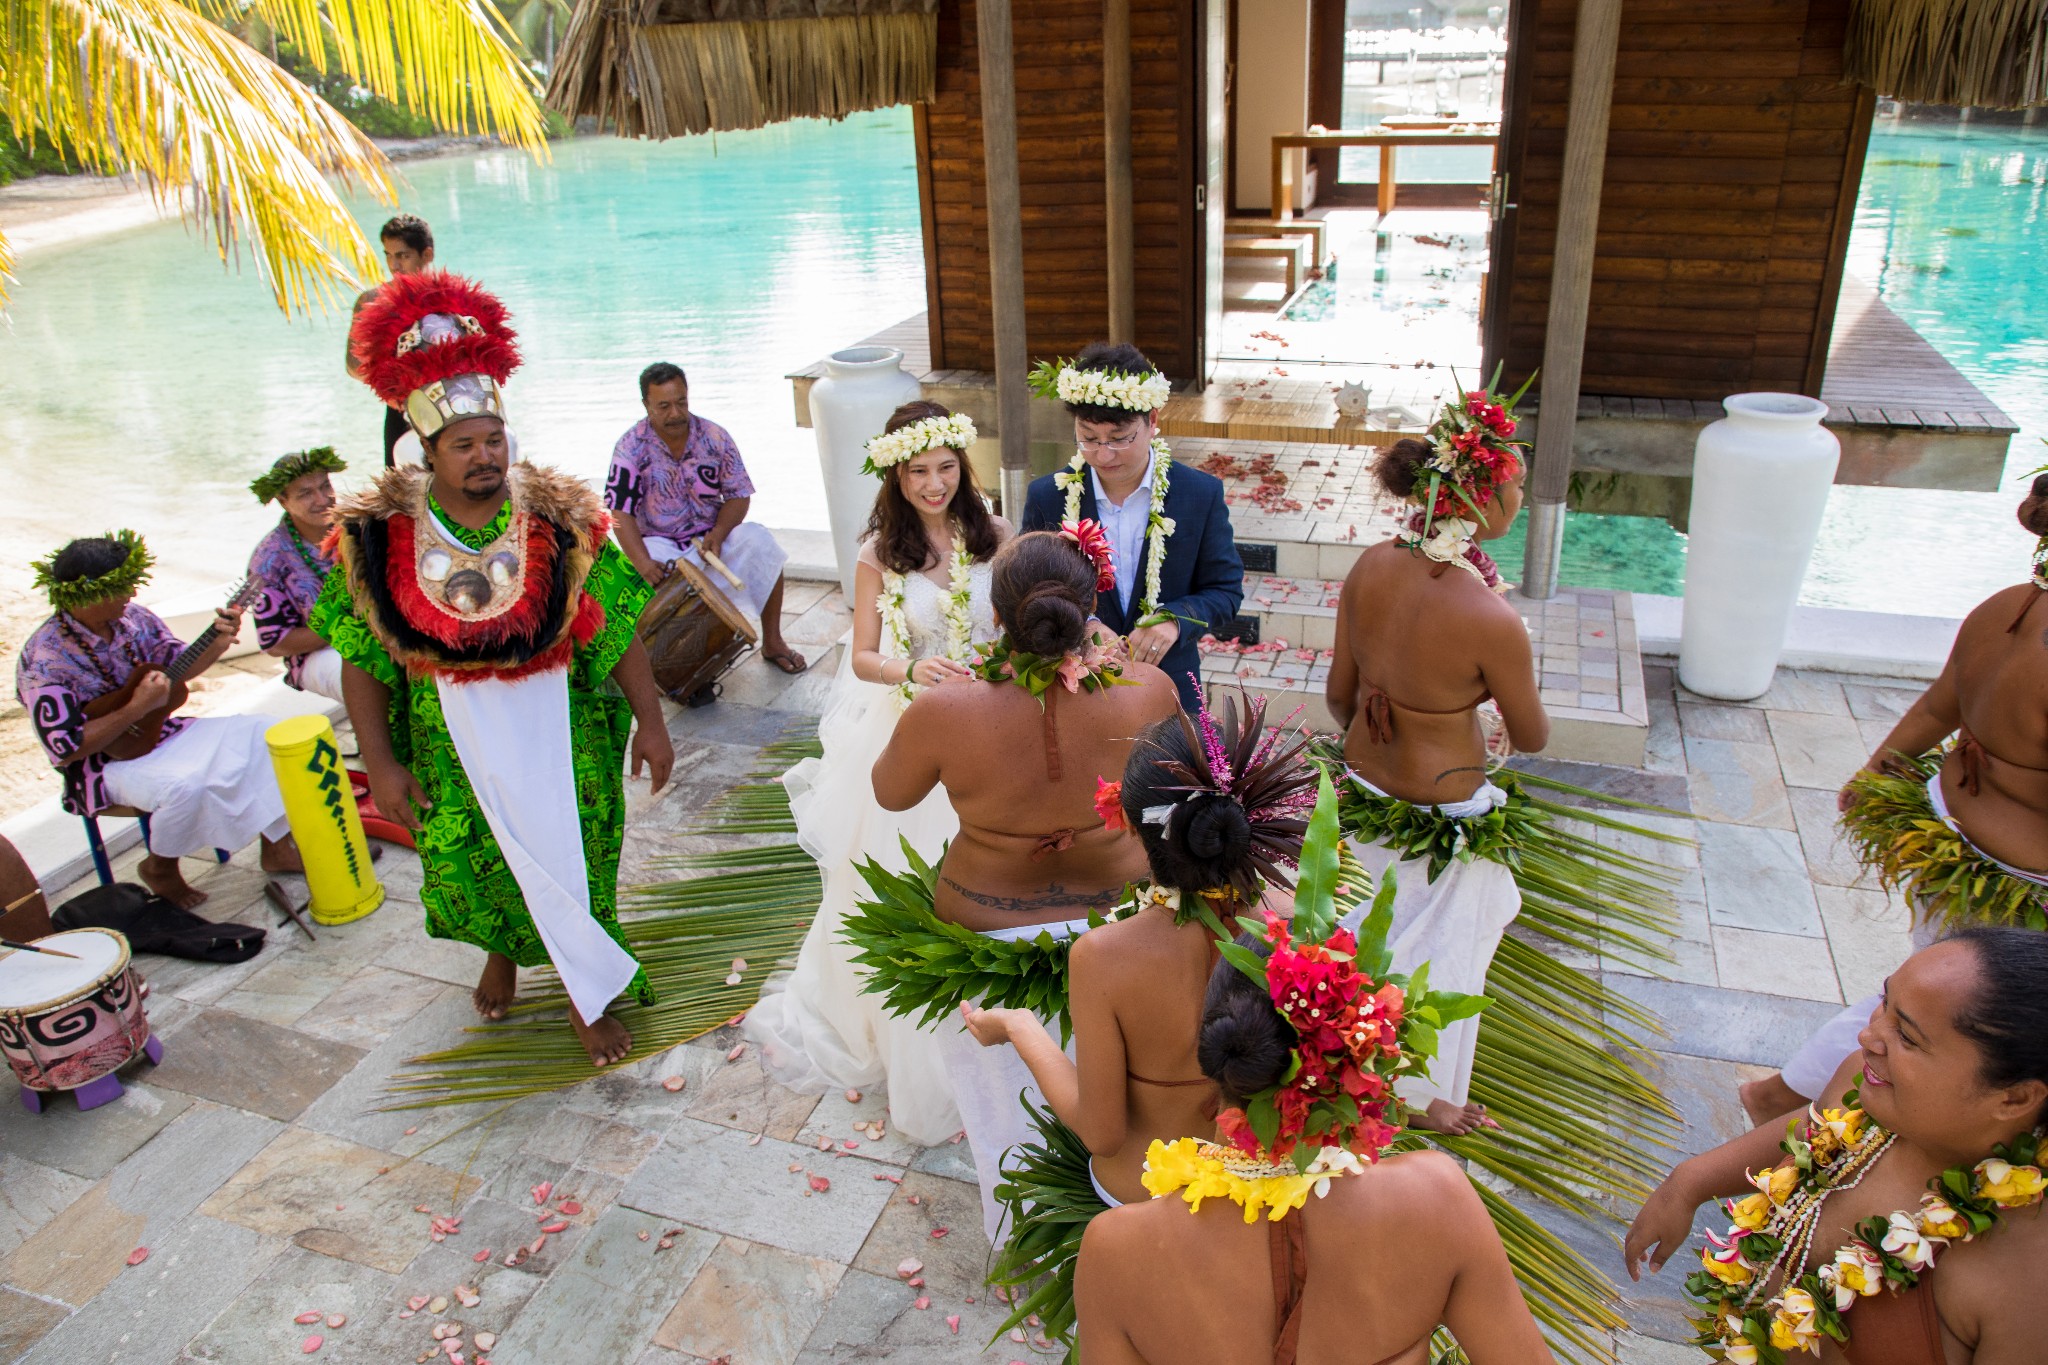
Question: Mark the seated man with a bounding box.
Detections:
[247,448,345,701]
[16,533,300,909]
[605,362,807,691]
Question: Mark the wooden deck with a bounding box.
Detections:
[1819,276,2015,433]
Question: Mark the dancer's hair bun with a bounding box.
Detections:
[1371,436,1435,499]
[2020,473,2048,536]
[992,532,1095,656]
[1199,939,1295,1103]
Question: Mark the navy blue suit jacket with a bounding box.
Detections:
[1022,460,1243,711]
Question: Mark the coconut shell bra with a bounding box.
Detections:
[331,465,607,683]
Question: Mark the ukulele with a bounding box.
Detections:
[82,579,262,762]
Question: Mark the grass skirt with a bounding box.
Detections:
[1840,751,2048,931]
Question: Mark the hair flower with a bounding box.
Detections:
[1057,519,1116,592]
[1094,777,1126,831]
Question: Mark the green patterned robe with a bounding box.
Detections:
[312,507,657,1003]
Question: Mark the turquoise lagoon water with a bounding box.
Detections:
[0,111,925,597]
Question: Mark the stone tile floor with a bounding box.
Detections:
[1,575,1925,1363]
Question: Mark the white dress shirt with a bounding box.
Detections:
[1090,446,1156,616]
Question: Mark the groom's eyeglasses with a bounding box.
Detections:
[1077,432,1146,452]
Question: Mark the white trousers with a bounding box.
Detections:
[101,715,292,857]
[644,522,787,622]
[1781,915,1943,1098]
[298,647,345,702]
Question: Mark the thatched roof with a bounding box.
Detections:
[1845,0,2048,108]
[546,0,939,138]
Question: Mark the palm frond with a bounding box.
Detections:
[187,0,546,147]
[1,0,395,310]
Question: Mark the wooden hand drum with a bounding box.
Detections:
[639,556,758,700]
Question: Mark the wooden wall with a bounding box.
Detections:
[1497,0,1875,399]
[919,0,1202,379]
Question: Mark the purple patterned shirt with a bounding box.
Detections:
[14,606,191,816]
[247,518,336,689]
[603,415,753,545]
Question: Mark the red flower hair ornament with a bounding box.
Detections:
[349,270,522,439]
[1208,773,1489,1167]
[1057,518,1117,593]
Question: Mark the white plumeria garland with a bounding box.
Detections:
[877,535,978,706]
[1029,357,1172,414]
[1055,437,1176,627]
[862,413,978,476]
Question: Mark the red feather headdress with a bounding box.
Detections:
[349,271,522,429]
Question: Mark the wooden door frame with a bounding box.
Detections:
[1481,0,1543,380]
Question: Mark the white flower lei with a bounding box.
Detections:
[878,535,978,706]
[1056,437,1176,627]
[1055,364,1172,413]
[862,413,979,475]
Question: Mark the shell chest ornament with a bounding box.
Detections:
[415,490,531,624]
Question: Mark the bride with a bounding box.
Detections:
[744,400,1011,1142]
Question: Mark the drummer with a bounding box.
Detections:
[604,362,808,697]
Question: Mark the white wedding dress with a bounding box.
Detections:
[743,547,996,1144]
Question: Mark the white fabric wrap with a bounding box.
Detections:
[939,916,1094,1243]
[298,647,346,702]
[643,522,788,620]
[1339,776,1519,1111]
[101,715,292,857]
[434,668,639,1023]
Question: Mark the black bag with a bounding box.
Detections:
[52,883,267,963]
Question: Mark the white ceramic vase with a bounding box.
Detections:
[809,346,922,598]
[1678,393,1840,700]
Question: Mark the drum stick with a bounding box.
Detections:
[4,890,40,913]
[693,538,747,592]
[1,938,80,959]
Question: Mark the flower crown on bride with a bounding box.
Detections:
[861,412,979,476]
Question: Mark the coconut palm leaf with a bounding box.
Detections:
[384,722,824,1106]
[0,0,540,311]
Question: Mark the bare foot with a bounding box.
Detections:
[1410,1098,1500,1136]
[259,835,303,875]
[1739,1073,1809,1129]
[570,1006,633,1067]
[472,952,517,1020]
[138,853,206,910]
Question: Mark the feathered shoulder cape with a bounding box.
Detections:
[327,464,609,683]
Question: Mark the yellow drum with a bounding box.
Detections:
[266,715,384,925]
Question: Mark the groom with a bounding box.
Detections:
[1022,342,1242,711]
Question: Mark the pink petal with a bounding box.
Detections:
[638,1231,651,1242]
[788,1163,804,1173]
[415,1204,432,1214]
[907,1195,921,1206]
[747,1134,763,1146]
[896,1258,923,1279]
[404,1126,418,1136]
[661,1076,686,1093]
[529,1234,547,1254]
[295,1313,323,1325]
[557,1201,582,1216]
[540,1221,568,1234]
[473,1250,490,1263]
[914,1296,931,1310]
[531,1181,553,1206]
[301,1336,323,1353]
[946,1315,961,1335]
[842,1140,859,1151]
[126,1247,149,1266]
[844,1089,862,1103]
[407,1296,430,1311]
[908,1276,925,1288]
[878,1172,902,1183]
[326,1315,346,1329]
[808,1174,831,1193]
[725,1044,747,1062]
[929,1227,951,1239]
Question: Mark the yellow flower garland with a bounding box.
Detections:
[1142,1138,1365,1224]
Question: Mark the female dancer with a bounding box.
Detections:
[1740,474,2048,1124]
[1073,780,1553,1365]
[851,528,1180,1234]
[960,696,1315,1205]
[1624,928,2047,1365]
[1326,389,1546,1130]
[743,401,1009,1143]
